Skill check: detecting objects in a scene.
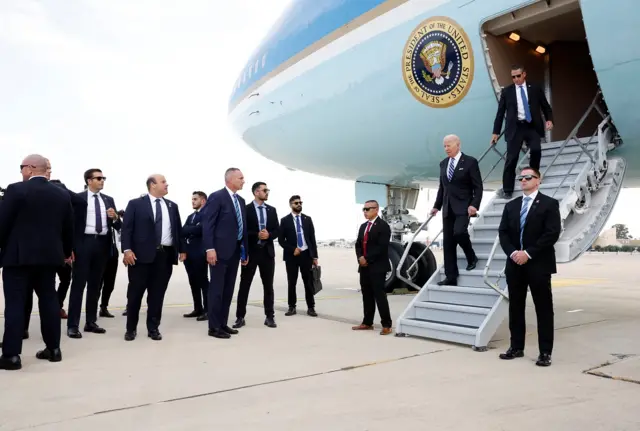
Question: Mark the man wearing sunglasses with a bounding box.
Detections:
[491,64,554,199]
[497,167,561,367]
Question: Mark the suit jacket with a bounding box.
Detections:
[278,213,318,261]
[434,153,483,217]
[498,191,562,274]
[182,210,205,258]
[120,195,184,265]
[245,202,279,258]
[69,190,121,256]
[201,188,249,261]
[0,177,74,267]
[355,217,391,273]
[492,82,553,142]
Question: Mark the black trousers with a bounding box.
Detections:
[55,264,72,309]
[285,250,314,309]
[236,246,275,319]
[100,253,119,309]
[503,122,542,193]
[505,264,554,354]
[443,210,475,279]
[207,244,241,330]
[184,254,208,314]
[358,267,392,328]
[2,266,61,357]
[67,235,110,329]
[126,247,174,333]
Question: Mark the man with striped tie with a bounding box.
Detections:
[202,168,249,339]
[430,134,483,286]
[498,166,561,367]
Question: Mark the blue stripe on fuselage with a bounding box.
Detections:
[228,0,388,110]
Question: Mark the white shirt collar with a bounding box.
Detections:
[367,216,378,224]
[225,186,236,198]
[450,151,462,162]
[292,212,301,218]
[523,189,538,202]
[148,193,163,202]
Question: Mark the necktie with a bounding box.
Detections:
[447,158,455,181]
[520,196,531,248]
[363,221,372,257]
[258,205,265,244]
[233,194,243,241]
[520,85,532,122]
[155,198,162,245]
[93,194,102,234]
[295,215,304,248]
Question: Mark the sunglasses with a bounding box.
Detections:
[91,176,107,181]
[362,207,377,212]
[511,74,522,79]
[517,175,538,181]
[291,201,302,205]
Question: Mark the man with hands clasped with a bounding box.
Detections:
[498,166,562,367]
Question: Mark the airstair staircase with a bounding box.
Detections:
[395,91,626,349]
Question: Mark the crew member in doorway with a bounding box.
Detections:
[498,167,561,367]
[491,64,553,199]
[278,195,318,317]
[233,182,279,329]
[98,208,124,318]
[430,134,483,286]
[352,200,393,335]
[182,191,209,321]
[66,169,120,339]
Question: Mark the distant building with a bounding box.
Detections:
[593,227,621,247]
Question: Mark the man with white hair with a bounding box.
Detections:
[430,135,483,286]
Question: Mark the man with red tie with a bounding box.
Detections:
[352,200,393,335]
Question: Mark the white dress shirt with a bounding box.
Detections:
[85,190,108,236]
[448,151,462,171]
[516,81,529,121]
[149,194,173,247]
[511,189,538,260]
[292,213,308,251]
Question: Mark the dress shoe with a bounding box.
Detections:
[122,308,128,316]
[60,308,68,319]
[264,317,277,328]
[23,330,29,340]
[0,355,22,371]
[232,318,246,329]
[67,328,83,339]
[148,330,162,341]
[36,348,62,362]
[536,353,552,367]
[99,308,114,318]
[466,256,479,271]
[208,328,230,339]
[499,347,524,360]
[222,326,238,335]
[380,327,392,335]
[285,307,296,316]
[307,309,318,317]
[124,331,136,341]
[183,310,200,318]
[84,323,106,334]
[437,277,457,286]
[352,324,374,330]
[196,313,208,321]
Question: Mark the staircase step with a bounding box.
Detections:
[538,162,588,178]
[414,301,490,327]
[397,317,477,345]
[427,285,500,308]
[456,253,506,271]
[540,152,590,167]
[437,268,506,288]
[468,239,507,256]
[491,191,568,213]
[471,224,502,240]
[541,137,596,150]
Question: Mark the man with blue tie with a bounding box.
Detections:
[121,174,186,341]
[202,168,249,339]
[278,195,319,317]
[182,191,208,321]
[491,64,554,199]
[498,167,561,367]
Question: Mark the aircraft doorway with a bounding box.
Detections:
[481,0,607,141]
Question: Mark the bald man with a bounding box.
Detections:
[0,154,74,370]
[120,174,185,341]
[430,135,483,286]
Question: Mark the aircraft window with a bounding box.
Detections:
[262,53,267,67]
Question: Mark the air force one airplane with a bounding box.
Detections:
[228,0,638,347]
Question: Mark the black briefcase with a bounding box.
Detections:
[311,265,323,295]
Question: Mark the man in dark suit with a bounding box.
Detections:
[352,200,393,335]
[0,154,74,370]
[121,174,186,341]
[202,168,249,339]
[492,64,554,199]
[66,169,121,338]
[278,195,319,317]
[182,191,209,321]
[430,134,483,286]
[99,208,124,318]
[233,182,279,329]
[498,166,562,367]
[49,180,73,319]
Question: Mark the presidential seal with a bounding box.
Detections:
[402,16,474,108]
